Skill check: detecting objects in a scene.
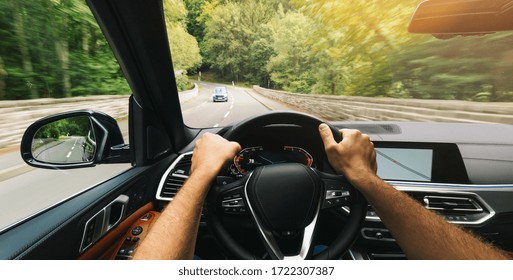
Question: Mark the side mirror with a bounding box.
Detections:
[21,110,130,169]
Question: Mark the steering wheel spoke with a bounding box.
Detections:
[317,172,355,210]
[215,176,250,216]
[243,169,322,260]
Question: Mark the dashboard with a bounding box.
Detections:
[156,121,513,260]
[226,142,470,184]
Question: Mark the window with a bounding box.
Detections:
[0,0,131,231]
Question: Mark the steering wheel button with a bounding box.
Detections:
[217,176,235,186]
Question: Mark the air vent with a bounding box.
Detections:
[157,152,192,201]
[423,196,483,213]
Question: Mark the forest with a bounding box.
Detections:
[1,0,512,101]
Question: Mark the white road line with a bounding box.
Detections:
[66,152,72,158]
[230,104,233,110]
[224,112,230,118]
[71,146,75,150]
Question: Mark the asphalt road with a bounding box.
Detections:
[182,82,291,128]
[0,83,291,232]
[35,137,88,163]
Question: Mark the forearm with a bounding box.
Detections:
[133,168,215,260]
[356,175,510,260]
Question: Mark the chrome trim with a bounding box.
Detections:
[244,172,322,260]
[79,194,129,253]
[221,198,245,208]
[348,249,369,260]
[388,181,513,190]
[103,194,129,231]
[423,195,483,212]
[80,209,105,253]
[397,188,495,226]
[326,190,350,199]
[342,182,498,226]
[156,152,193,201]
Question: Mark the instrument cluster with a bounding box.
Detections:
[229,146,314,176]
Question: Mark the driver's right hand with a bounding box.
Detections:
[191,132,241,177]
[318,123,377,187]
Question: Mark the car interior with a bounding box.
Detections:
[1,0,513,260]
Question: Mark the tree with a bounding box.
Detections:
[163,0,202,71]
[266,11,317,93]
[201,0,280,83]
[295,0,421,96]
[0,0,130,100]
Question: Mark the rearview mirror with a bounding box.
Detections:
[408,0,513,38]
[21,110,130,169]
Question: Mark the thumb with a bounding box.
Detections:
[318,123,337,149]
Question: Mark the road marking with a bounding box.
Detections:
[230,104,233,110]
[224,112,230,118]
[71,146,75,150]
[66,152,72,158]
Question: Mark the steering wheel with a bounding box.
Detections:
[206,111,367,260]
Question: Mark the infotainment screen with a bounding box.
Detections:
[376,148,433,182]
[372,142,469,184]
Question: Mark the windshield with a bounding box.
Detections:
[167,0,513,128]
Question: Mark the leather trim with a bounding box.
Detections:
[78,202,155,260]
[113,210,160,259]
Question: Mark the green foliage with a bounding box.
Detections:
[266,11,316,93]
[0,0,130,100]
[184,0,207,42]
[166,23,202,71]
[4,0,512,102]
[202,0,282,84]
[35,116,91,139]
[392,34,513,101]
[164,0,202,72]
[175,71,194,91]
[195,0,513,102]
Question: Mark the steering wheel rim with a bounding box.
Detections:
[206,111,367,260]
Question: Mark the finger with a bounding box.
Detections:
[318,123,337,148]
[339,128,361,138]
[229,141,242,154]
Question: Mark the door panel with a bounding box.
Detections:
[0,156,174,259]
[78,202,155,260]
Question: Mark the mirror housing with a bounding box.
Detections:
[408,0,513,38]
[21,110,130,169]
